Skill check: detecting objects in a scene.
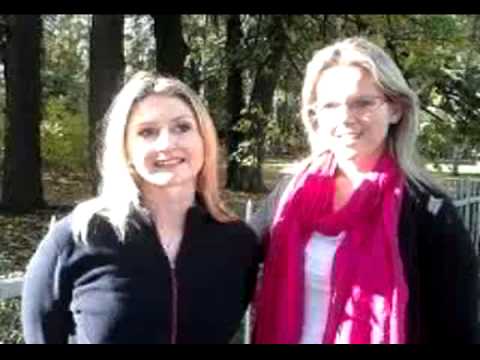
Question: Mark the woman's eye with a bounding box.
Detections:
[354,99,373,108]
[138,128,157,138]
[173,122,192,134]
[322,102,340,110]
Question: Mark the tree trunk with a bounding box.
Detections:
[225,15,246,191]
[228,15,290,193]
[1,15,45,213]
[88,15,124,193]
[152,15,188,79]
[0,16,7,64]
[186,56,202,93]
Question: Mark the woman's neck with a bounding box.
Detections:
[336,151,383,187]
[333,151,384,211]
[141,182,196,243]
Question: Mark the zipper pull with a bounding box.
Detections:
[168,257,176,270]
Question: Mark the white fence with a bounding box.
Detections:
[448,178,480,256]
[0,276,23,301]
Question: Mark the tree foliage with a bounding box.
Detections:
[2,14,480,199]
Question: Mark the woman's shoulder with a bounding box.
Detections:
[404,178,467,238]
[404,178,453,216]
[201,211,256,250]
[33,212,77,261]
[42,209,112,249]
[70,198,128,243]
[216,219,262,263]
[213,217,259,243]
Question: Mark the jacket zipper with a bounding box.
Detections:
[169,259,178,344]
[151,220,181,344]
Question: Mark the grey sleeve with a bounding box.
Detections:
[247,175,292,239]
[21,218,73,344]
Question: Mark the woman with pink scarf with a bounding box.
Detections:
[249,37,478,344]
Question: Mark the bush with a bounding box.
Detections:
[41,96,88,172]
[0,96,89,172]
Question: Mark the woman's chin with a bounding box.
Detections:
[333,147,359,162]
[142,172,176,187]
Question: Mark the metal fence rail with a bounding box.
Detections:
[448,178,480,256]
[0,277,23,300]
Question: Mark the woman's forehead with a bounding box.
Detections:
[315,65,381,100]
[129,94,194,125]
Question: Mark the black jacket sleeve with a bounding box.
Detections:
[427,198,479,343]
[21,217,73,344]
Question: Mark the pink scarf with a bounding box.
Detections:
[253,152,409,344]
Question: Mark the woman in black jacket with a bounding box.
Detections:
[248,37,478,344]
[21,72,260,344]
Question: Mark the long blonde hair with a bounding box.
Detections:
[72,71,237,244]
[301,37,438,190]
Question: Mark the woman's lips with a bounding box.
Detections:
[154,158,184,168]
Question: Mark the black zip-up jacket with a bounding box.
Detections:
[249,177,479,343]
[399,182,478,343]
[21,205,260,344]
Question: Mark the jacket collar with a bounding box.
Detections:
[127,193,209,240]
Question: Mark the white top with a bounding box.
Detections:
[299,231,345,344]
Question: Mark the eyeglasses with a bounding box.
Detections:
[311,95,388,118]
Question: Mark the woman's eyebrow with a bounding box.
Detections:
[169,114,195,122]
[134,114,193,127]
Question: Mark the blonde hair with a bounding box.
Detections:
[300,36,438,190]
[72,71,237,244]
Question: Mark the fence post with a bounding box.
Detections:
[450,178,480,256]
[466,179,472,232]
[459,178,466,220]
[244,199,253,344]
[475,182,480,256]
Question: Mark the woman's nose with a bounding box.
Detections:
[333,105,356,126]
[154,129,172,150]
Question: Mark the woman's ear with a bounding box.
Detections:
[388,102,402,124]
